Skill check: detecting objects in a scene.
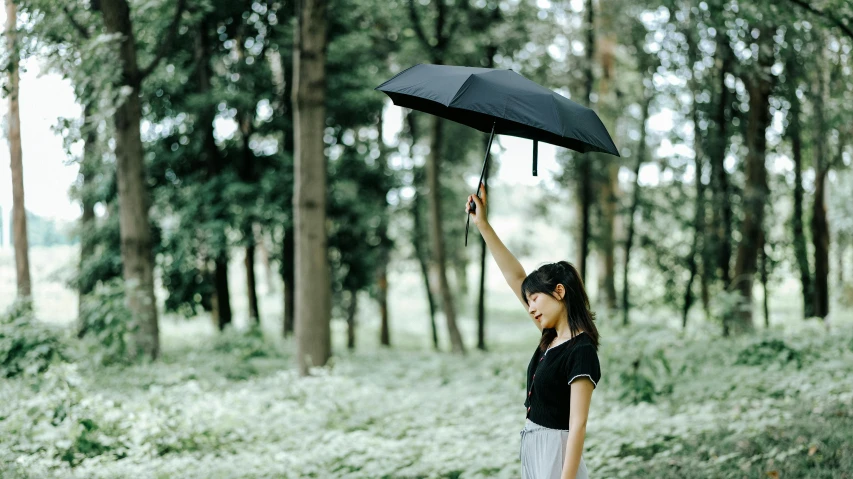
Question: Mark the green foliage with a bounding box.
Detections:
[78,279,135,366]
[736,339,804,369]
[618,348,686,404]
[0,300,66,378]
[212,324,280,362]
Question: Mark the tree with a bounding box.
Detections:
[784,42,814,319]
[293,0,332,374]
[810,42,830,320]
[407,0,467,354]
[731,24,775,333]
[5,0,32,300]
[98,0,186,359]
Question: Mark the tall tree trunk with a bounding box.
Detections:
[682,31,706,329]
[268,46,296,336]
[254,224,275,294]
[622,95,650,326]
[711,30,733,290]
[577,0,596,282]
[476,44,498,351]
[213,257,232,330]
[597,34,618,311]
[101,0,159,358]
[731,27,773,333]
[759,230,770,327]
[476,138,492,351]
[235,36,260,324]
[293,0,332,374]
[378,258,390,346]
[77,103,99,337]
[413,184,440,350]
[811,54,830,320]
[346,289,357,350]
[787,58,814,319]
[377,114,391,347]
[6,0,31,300]
[407,113,439,350]
[195,20,232,330]
[282,228,295,337]
[427,116,465,354]
[239,118,260,324]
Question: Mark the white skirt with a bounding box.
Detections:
[519,419,590,479]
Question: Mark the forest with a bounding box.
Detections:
[1,0,852,477]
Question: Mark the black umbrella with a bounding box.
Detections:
[375,63,620,246]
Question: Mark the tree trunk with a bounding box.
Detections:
[6,0,31,300]
[682,31,706,329]
[254,224,275,294]
[623,95,650,326]
[759,230,770,327]
[378,257,390,346]
[101,0,159,358]
[476,44,498,351]
[577,0,597,282]
[77,103,99,337]
[282,227,295,337]
[710,31,733,290]
[377,113,391,347]
[213,257,232,330]
[427,116,465,354]
[195,20,232,330]
[235,37,261,324]
[407,113,439,350]
[293,0,332,374]
[731,28,773,333]
[476,142,491,351]
[413,184,440,350]
[268,46,297,337]
[811,55,830,320]
[788,62,814,319]
[346,289,357,350]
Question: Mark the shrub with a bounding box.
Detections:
[0,300,66,378]
[78,279,136,366]
[735,339,803,369]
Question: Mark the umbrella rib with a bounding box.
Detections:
[548,93,566,139]
[447,73,477,107]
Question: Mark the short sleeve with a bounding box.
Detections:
[567,345,601,388]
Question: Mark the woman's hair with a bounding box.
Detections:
[521,261,599,351]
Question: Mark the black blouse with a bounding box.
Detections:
[524,331,601,430]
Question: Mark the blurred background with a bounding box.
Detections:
[1,0,852,477]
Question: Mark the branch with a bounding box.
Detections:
[62,6,90,40]
[407,0,433,56]
[139,0,187,80]
[786,0,853,42]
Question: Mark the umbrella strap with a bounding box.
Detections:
[533,140,538,176]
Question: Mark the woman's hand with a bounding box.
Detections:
[465,182,488,228]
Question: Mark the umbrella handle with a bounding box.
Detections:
[466,121,497,247]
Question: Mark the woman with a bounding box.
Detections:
[466,183,601,479]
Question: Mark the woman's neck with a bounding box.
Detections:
[554,315,574,340]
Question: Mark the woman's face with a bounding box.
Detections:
[526,284,566,329]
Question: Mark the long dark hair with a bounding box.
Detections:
[521,261,599,352]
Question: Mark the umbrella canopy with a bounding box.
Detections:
[376,63,620,246]
[375,63,620,157]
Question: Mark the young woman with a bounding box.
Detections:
[466,183,601,479]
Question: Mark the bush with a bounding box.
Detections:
[736,339,803,369]
[0,300,66,378]
[78,279,136,366]
[212,323,277,360]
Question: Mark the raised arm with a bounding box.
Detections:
[466,184,541,331]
